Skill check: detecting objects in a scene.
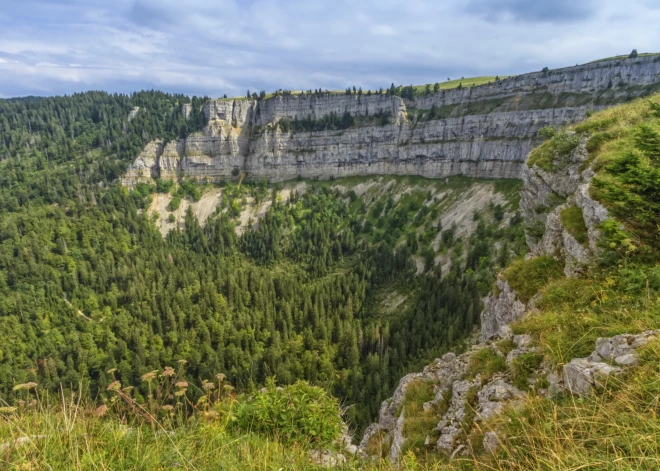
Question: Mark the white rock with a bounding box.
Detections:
[483,431,499,454]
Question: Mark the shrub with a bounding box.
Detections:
[231,379,343,448]
[168,195,182,211]
[586,131,614,153]
[524,220,546,242]
[135,182,155,198]
[155,178,174,193]
[538,126,556,140]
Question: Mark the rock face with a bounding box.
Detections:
[520,137,611,276]
[480,279,527,342]
[123,55,660,186]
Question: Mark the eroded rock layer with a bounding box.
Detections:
[122,55,660,185]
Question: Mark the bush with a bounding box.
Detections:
[135,182,155,198]
[231,380,343,448]
[524,220,546,242]
[168,195,182,211]
[586,131,614,153]
[155,178,174,193]
[538,126,556,140]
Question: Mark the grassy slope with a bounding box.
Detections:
[464,93,660,469]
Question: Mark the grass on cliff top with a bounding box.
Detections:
[218,75,511,101]
[587,52,660,64]
[1,403,318,470]
[501,256,564,303]
[411,76,511,94]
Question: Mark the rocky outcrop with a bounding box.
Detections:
[520,136,611,276]
[562,331,660,396]
[359,339,529,460]
[360,323,656,462]
[123,55,660,186]
[480,279,527,342]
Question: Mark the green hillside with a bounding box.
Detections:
[2,85,660,469]
[0,90,525,443]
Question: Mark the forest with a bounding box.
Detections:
[0,92,525,431]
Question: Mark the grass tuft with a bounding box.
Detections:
[560,205,589,245]
[502,256,564,303]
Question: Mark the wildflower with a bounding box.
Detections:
[202,382,215,391]
[106,368,117,374]
[13,382,38,391]
[174,389,186,397]
[175,381,189,389]
[216,373,226,382]
[176,359,187,365]
[162,367,175,377]
[107,380,121,391]
[94,405,108,417]
[141,371,157,382]
[161,405,174,411]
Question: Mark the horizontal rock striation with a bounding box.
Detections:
[122,55,660,186]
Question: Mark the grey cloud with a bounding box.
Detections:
[465,0,595,23]
[1,0,659,98]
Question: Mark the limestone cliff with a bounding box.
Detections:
[122,55,660,186]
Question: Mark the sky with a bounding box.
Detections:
[1,0,659,99]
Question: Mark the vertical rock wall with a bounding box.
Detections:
[122,55,660,186]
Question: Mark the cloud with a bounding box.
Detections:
[370,24,396,36]
[465,0,595,23]
[0,0,659,98]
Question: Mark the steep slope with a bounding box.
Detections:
[123,55,660,185]
[360,93,660,468]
